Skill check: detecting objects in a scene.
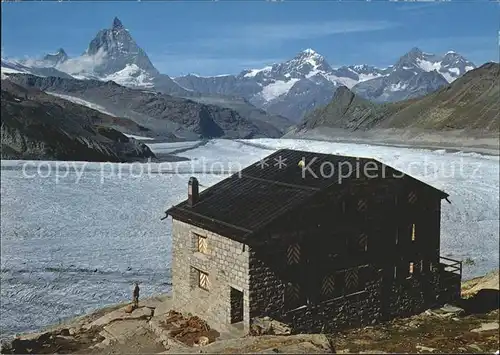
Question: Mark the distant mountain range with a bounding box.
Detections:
[175,47,476,121]
[1,17,478,123]
[292,62,499,136]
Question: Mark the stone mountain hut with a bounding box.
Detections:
[164,149,462,334]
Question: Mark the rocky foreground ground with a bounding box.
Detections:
[2,271,499,354]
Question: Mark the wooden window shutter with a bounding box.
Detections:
[409,262,414,276]
[408,191,417,204]
[358,233,368,252]
[345,267,359,292]
[198,235,208,254]
[321,275,335,297]
[285,282,302,309]
[198,270,210,290]
[357,198,368,212]
[287,243,300,265]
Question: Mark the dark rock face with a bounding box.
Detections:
[1,80,156,162]
[6,74,283,140]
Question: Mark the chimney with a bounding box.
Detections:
[188,177,199,206]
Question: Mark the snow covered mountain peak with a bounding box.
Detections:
[84,17,159,77]
[112,17,125,30]
[301,48,317,55]
[392,47,475,83]
[275,48,332,79]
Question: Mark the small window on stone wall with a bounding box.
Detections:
[197,234,208,254]
[411,224,416,242]
[197,269,210,291]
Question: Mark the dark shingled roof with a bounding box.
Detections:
[165,149,448,243]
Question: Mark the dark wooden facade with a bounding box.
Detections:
[246,173,460,331]
[167,149,462,332]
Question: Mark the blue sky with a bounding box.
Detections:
[1,1,498,76]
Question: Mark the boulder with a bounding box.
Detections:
[423,304,465,318]
[251,317,292,335]
[470,322,499,333]
[196,336,210,346]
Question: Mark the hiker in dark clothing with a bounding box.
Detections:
[133,282,140,308]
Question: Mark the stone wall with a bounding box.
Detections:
[171,219,250,332]
[248,249,461,333]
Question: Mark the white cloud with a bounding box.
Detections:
[56,48,108,74]
[20,48,108,75]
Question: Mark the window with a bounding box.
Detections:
[345,267,360,293]
[197,269,210,290]
[357,198,368,212]
[395,227,399,245]
[321,274,335,298]
[286,243,300,265]
[394,265,398,279]
[348,233,368,253]
[408,191,417,204]
[411,224,416,241]
[284,282,306,310]
[358,233,368,252]
[197,234,208,254]
[408,262,414,278]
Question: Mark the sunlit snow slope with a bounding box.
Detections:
[1,138,498,339]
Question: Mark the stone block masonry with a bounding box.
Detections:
[171,219,251,332]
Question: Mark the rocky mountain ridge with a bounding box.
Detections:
[294,62,499,135]
[1,80,156,162]
[4,73,284,140]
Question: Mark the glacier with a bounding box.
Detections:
[1,138,498,339]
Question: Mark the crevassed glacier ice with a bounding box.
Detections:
[1,138,498,338]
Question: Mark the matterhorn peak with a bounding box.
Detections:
[112,17,124,30]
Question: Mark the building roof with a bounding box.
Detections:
[165,149,448,244]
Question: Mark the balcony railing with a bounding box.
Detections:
[439,256,462,278]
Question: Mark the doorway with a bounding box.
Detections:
[230,287,244,324]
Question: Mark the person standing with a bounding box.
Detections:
[133,282,140,308]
